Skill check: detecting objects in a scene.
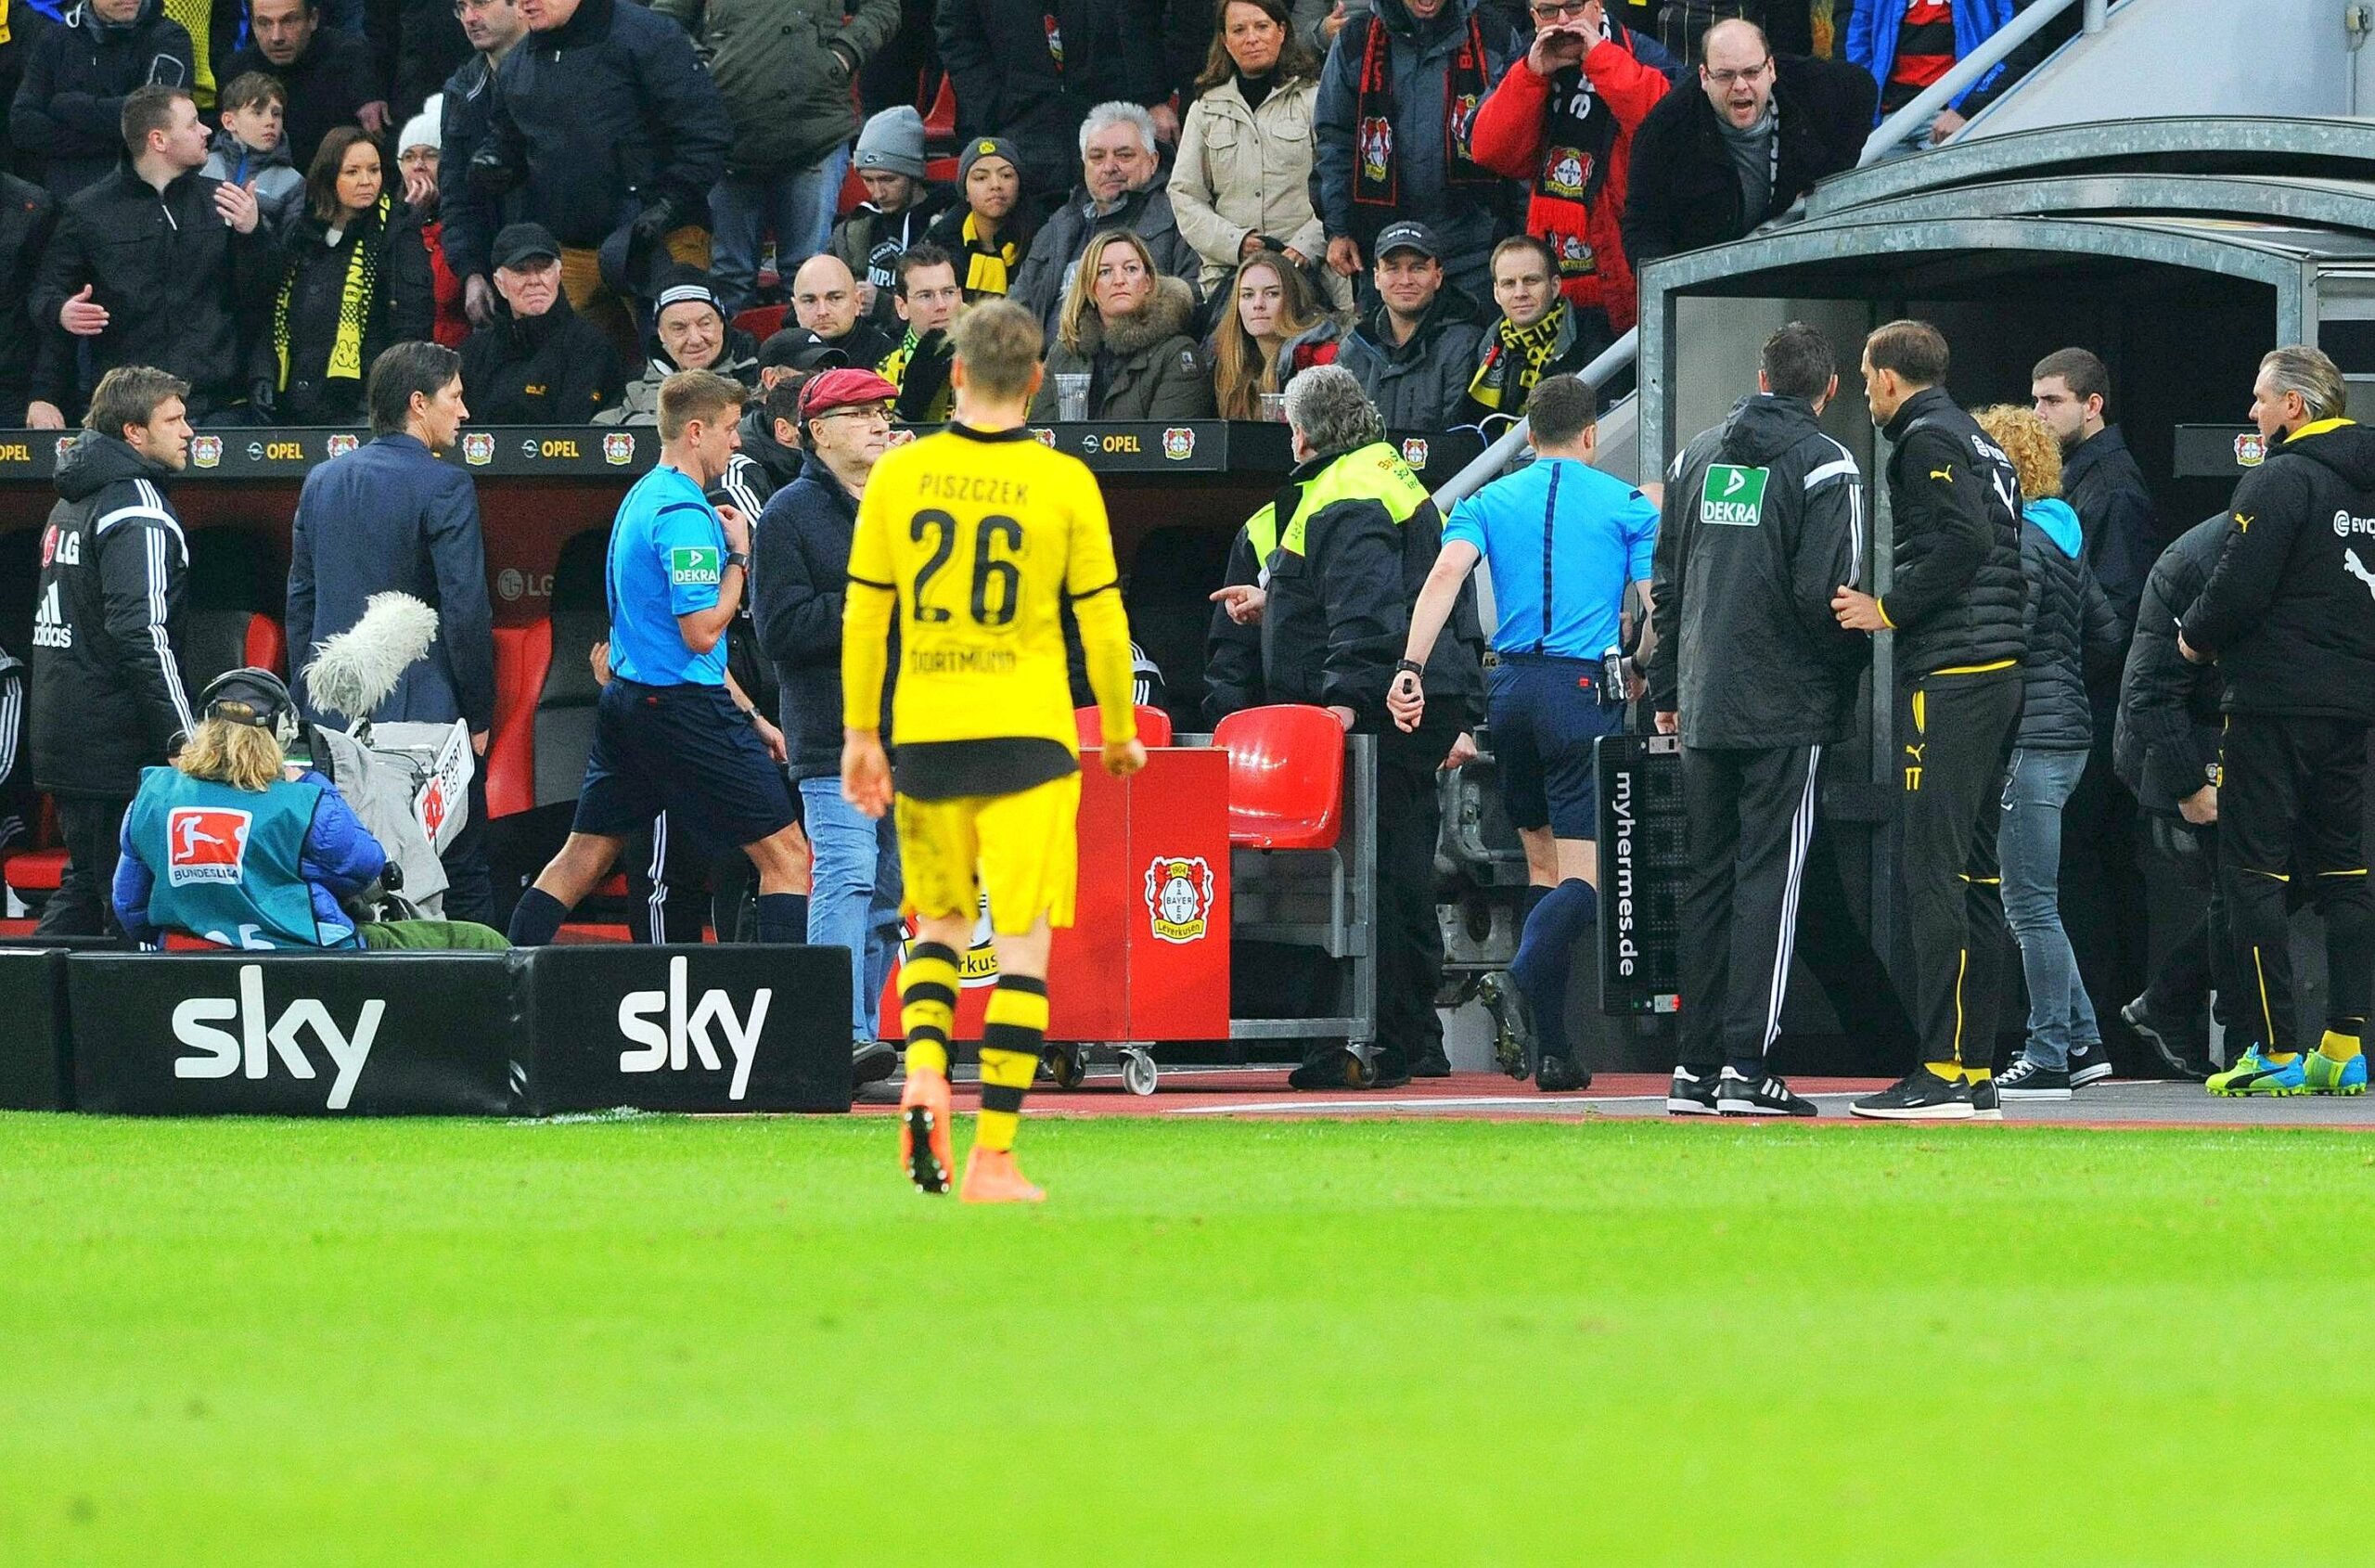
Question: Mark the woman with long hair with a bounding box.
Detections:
[1167,0,1351,312]
[1209,251,1340,420]
[1976,404,2125,1099]
[1029,230,1213,420]
[271,126,433,424]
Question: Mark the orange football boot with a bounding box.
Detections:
[958,1147,1046,1204]
[899,1067,953,1194]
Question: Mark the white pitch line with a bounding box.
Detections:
[1163,1091,1876,1115]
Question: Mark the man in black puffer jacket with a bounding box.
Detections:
[29,366,196,937]
[2180,346,2375,1098]
[2112,514,2229,1080]
[7,0,192,199]
[1833,319,2025,1121]
[457,222,624,420]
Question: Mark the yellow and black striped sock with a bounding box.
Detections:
[976,975,1049,1153]
[900,942,960,1079]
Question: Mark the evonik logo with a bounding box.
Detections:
[618,955,771,1100]
[171,964,382,1109]
[2331,508,2375,541]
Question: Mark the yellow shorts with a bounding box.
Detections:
[893,772,1081,933]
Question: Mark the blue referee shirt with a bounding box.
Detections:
[1441,456,1658,659]
[606,465,731,688]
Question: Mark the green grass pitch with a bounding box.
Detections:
[1,1112,2369,1564]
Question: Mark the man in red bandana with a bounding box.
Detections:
[1468,0,1669,348]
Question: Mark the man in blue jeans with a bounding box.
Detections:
[752,366,905,1084]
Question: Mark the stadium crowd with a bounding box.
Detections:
[16,0,2362,1124]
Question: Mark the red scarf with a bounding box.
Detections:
[1351,14,1497,208]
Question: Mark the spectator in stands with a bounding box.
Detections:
[160,0,242,117]
[1975,403,2123,1101]
[0,2,58,183]
[1169,0,1349,315]
[370,0,470,130]
[1311,0,1525,310]
[220,0,384,172]
[923,135,1031,305]
[285,341,497,921]
[460,0,732,353]
[654,0,899,317]
[1468,0,1666,349]
[1653,0,1811,61]
[395,96,467,347]
[0,169,61,426]
[790,253,895,371]
[878,242,960,420]
[457,219,624,420]
[266,125,432,423]
[830,106,955,328]
[751,365,904,1082]
[202,71,305,235]
[28,364,195,938]
[1463,232,1598,422]
[597,269,760,428]
[1208,250,1340,420]
[1240,364,1483,1086]
[1847,0,2051,148]
[936,0,1173,212]
[1013,102,1201,337]
[1030,229,1213,421]
[2113,515,2229,1081]
[34,85,276,423]
[433,0,524,331]
[8,0,191,199]
[1334,219,1483,431]
[1622,17,1873,268]
[756,322,848,392]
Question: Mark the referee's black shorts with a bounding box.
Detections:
[573,678,797,852]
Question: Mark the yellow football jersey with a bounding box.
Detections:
[843,425,1136,757]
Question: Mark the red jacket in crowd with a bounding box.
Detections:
[1468,30,1666,330]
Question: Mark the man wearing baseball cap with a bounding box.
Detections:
[1334,219,1486,431]
[458,221,627,423]
[751,366,908,1073]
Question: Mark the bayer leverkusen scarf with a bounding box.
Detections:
[1352,14,1498,209]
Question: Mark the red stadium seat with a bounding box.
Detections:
[1213,704,1343,850]
[922,155,957,187]
[922,74,956,141]
[246,615,288,676]
[1073,704,1175,749]
[486,622,553,819]
[733,303,787,342]
[837,161,868,219]
[6,846,65,894]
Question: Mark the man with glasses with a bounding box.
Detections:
[1467,0,1671,345]
[1622,17,1871,270]
[436,0,528,329]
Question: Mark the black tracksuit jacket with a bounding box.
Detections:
[1876,385,2026,677]
[1649,392,1868,750]
[2113,514,2226,815]
[2180,418,2375,722]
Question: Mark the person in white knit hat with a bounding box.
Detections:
[395,94,469,345]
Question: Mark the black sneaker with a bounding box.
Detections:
[1969,1073,2003,1121]
[1535,1052,1593,1092]
[1369,1049,1413,1091]
[1996,1057,2071,1101]
[2066,1037,2113,1088]
[1289,1052,1363,1091]
[1666,1064,1722,1117]
[1849,1069,1975,1122]
[2120,995,2214,1081]
[1716,1067,1817,1117]
[853,1039,899,1086]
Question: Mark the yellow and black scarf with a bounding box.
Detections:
[1467,299,1570,413]
[881,327,955,423]
[274,194,390,392]
[957,212,1019,300]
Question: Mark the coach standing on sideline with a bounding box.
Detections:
[286,341,497,923]
[28,365,196,937]
[2182,346,2375,1099]
[1650,323,1865,1118]
[1832,319,2025,1122]
[1391,374,1651,1093]
[506,369,811,947]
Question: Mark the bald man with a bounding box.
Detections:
[792,254,895,371]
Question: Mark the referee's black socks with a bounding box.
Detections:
[755,892,807,945]
[507,887,568,946]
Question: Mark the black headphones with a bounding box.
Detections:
[199,666,297,743]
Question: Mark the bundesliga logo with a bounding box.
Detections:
[462,432,494,467]
[602,432,635,467]
[166,807,251,887]
[1144,856,1213,945]
[326,433,359,458]
[191,435,223,469]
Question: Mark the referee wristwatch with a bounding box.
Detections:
[724,550,752,574]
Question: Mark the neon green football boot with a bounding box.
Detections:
[2206,1047,2306,1098]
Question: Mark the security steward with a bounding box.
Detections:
[1392,374,1655,1093]
[1832,319,2025,1122]
[1215,365,1484,1089]
[506,369,812,946]
[2180,346,2375,1099]
[1651,324,1868,1118]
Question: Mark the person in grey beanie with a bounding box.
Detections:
[828,104,954,328]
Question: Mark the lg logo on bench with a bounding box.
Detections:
[170,964,382,1110]
[618,956,772,1100]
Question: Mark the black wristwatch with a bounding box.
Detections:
[724,550,752,573]
[1394,659,1424,678]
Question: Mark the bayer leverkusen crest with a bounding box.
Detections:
[603,432,636,467]
[1145,856,1213,944]
[326,433,359,457]
[1162,426,1195,461]
[191,435,223,469]
[2234,432,2266,468]
[1402,438,1430,469]
[462,432,494,466]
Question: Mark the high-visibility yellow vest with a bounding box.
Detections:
[1245,441,1431,564]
